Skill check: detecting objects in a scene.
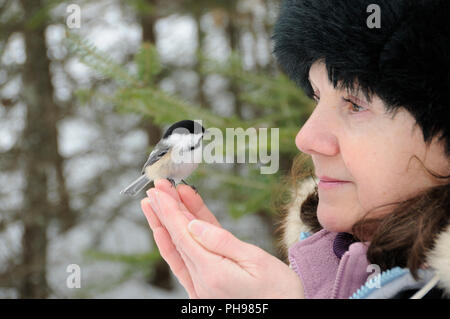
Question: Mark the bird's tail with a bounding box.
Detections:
[120,175,152,196]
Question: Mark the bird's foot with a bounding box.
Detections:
[167,178,176,188]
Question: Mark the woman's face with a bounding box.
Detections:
[296,61,449,233]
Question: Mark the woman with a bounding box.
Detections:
[140,0,450,298]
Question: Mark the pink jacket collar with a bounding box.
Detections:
[288,229,370,299]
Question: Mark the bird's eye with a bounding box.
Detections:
[190,146,195,151]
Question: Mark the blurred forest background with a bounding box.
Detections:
[0,0,313,298]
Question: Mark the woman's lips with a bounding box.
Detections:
[318,176,350,190]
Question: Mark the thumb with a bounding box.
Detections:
[187,219,259,263]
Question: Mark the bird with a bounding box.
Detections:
[120,120,205,196]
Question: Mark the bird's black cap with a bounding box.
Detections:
[163,120,205,138]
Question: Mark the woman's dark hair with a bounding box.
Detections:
[272,0,450,157]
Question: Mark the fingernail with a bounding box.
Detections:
[148,190,160,214]
[188,220,206,237]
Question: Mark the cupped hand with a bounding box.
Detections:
[141,179,304,299]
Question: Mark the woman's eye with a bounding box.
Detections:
[343,98,367,114]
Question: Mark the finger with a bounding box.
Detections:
[141,199,188,275]
[148,188,199,247]
[144,194,203,299]
[151,181,196,221]
[187,219,261,264]
[177,184,221,227]
[177,245,199,282]
[141,198,162,229]
[154,179,181,202]
[177,248,208,299]
[152,226,198,298]
[149,189,220,263]
[141,198,198,298]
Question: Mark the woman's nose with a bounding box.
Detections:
[295,104,339,156]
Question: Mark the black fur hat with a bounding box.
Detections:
[272,0,450,156]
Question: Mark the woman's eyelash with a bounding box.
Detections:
[342,98,366,113]
[311,94,367,114]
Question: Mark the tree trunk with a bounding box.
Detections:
[18,0,61,298]
[139,1,173,290]
[194,11,207,109]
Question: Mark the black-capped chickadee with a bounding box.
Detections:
[120,120,205,196]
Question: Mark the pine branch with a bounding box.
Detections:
[65,32,139,86]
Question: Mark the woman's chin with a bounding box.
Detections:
[317,207,355,234]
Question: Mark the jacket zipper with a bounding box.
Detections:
[349,267,408,299]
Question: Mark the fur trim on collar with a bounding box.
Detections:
[277,177,318,259]
[427,224,450,295]
[278,178,450,295]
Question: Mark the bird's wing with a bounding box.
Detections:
[141,142,170,174]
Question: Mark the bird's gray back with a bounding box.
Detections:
[141,141,170,174]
